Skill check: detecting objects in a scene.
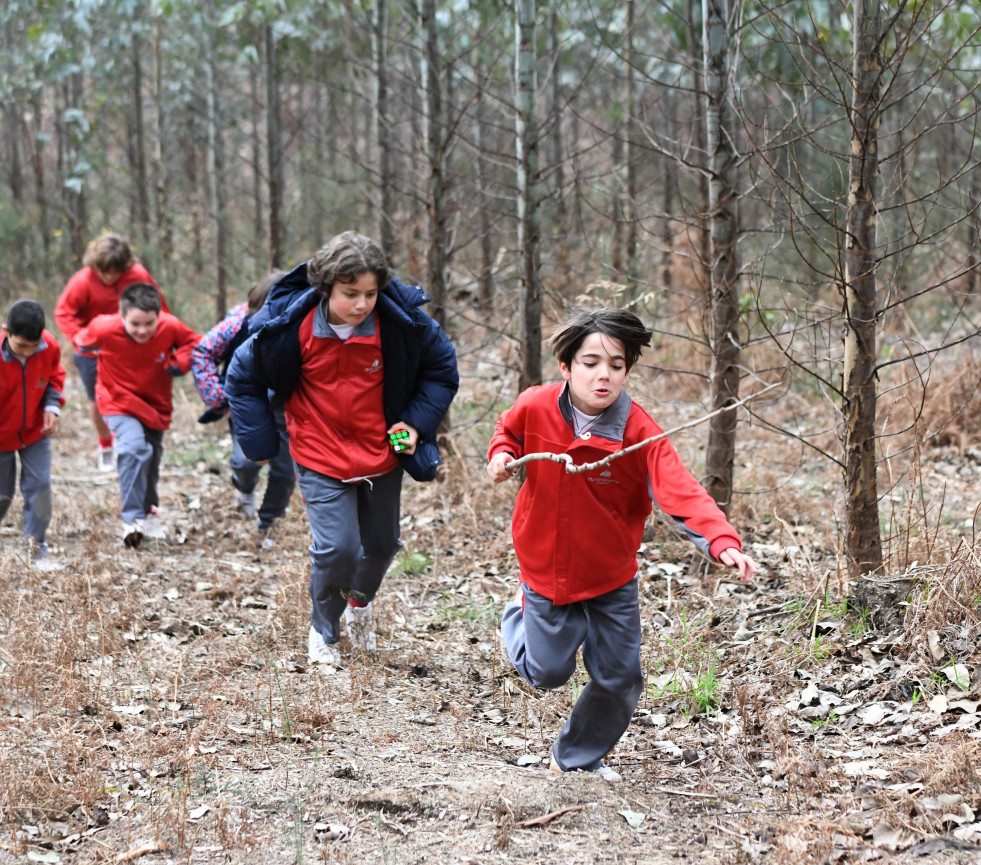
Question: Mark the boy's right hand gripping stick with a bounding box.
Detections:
[389,429,410,452]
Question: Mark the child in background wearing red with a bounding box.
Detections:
[54,233,167,470]
[74,283,199,547]
[0,300,66,564]
[487,308,758,782]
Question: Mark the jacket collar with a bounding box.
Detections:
[557,381,632,443]
[1,334,47,363]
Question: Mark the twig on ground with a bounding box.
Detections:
[516,805,585,828]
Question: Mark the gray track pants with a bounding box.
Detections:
[502,577,644,771]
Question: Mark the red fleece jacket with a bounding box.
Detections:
[74,313,200,430]
[488,383,743,605]
[54,264,167,344]
[0,331,66,451]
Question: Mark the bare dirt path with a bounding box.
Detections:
[0,391,979,865]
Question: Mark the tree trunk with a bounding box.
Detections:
[624,0,638,296]
[422,0,449,328]
[250,57,265,267]
[549,7,565,223]
[516,0,543,391]
[3,20,24,206]
[130,31,151,251]
[265,22,283,270]
[152,13,173,267]
[374,0,396,260]
[474,84,494,311]
[701,0,742,515]
[205,0,228,319]
[30,87,51,269]
[686,0,711,300]
[843,0,884,584]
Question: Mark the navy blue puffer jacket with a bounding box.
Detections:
[225,263,459,482]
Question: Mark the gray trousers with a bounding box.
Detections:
[0,436,53,544]
[104,415,164,524]
[502,577,644,772]
[230,409,295,528]
[295,465,403,644]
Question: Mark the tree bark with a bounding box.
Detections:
[843,0,884,582]
[373,0,396,260]
[422,0,449,327]
[3,20,24,206]
[130,31,151,250]
[516,0,543,391]
[701,0,742,516]
[205,0,228,319]
[265,22,283,270]
[152,13,173,267]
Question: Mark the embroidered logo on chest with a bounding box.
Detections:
[364,358,382,374]
[587,469,620,486]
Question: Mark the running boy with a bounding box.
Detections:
[226,231,458,666]
[487,308,757,782]
[0,300,66,561]
[192,272,295,543]
[55,233,167,470]
[74,283,199,547]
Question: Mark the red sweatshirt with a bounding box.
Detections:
[0,331,66,451]
[285,307,398,481]
[54,264,167,344]
[74,313,200,430]
[488,383,743,605]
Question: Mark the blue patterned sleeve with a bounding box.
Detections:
[191,304,248,410]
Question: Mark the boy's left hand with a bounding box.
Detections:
[42,411,58,434]
[719,548,758,583]
[387,422,419,456]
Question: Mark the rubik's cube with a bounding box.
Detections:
[389,429,410,452]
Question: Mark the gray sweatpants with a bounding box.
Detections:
[0,436,53,545]
[230,408,295,528]
[502,577,644,772]
[104,415,164,524]
[295,465,403,644]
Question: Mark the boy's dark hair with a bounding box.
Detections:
[247,270,285,315]
[83,233,135,274]
[5,299,46,341]
[307,231,389,296]
[119,282,162,316]
[549,308,653,371]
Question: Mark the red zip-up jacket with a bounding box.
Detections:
[488,382,742,605]
[285,306,398,481]
[0,331,66,452]
[74,313,200,430]
[54,264,168,345]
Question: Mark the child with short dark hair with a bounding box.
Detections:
[74,283,199,547]
[54,233,168,471]
[226,231,459,666]
[0,300,66,562]
[192,272,295,544]
[487,308,757,782]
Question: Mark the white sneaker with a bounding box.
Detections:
[236,490,256,519]
[122,519,145,548]
[307,626,341,666]
[549,754,622,783]
[344,603,377,652]
[98,447,115,472]
[143,510,166,540]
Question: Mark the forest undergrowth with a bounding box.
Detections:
[0,323,981,865]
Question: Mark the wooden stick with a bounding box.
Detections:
[505,383,779,474]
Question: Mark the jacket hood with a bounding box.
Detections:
[252,261,430,335]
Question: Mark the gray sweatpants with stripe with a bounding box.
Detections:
[502,576,644,771]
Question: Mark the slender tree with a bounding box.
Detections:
[701,0,743,514]
[516,0,543,390]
